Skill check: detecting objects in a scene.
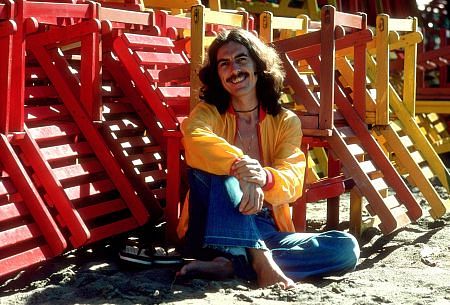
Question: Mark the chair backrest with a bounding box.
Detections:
[372,15,419,124]
[189,4,249,110]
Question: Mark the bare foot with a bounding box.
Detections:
[248,248,295,289]
[177,257,234,280]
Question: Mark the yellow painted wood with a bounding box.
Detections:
[375,14,389,125]
[378,127,448,219]
[335,17,450,217]
[349,187,362,236]
[189,4,205,110]
[143,0,200,10]
[312,147,328,177]
[259,11,273,44]
[188,5,247,110]
[259,11,307,44]
[388,85,450,191]
[415,101,450,114]
[222,0,323,20]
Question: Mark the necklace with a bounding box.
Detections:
[237,128,255,154]
[233,104,258,113]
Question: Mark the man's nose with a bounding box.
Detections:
[230,60,241,72]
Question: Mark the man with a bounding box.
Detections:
[177,28,359,288]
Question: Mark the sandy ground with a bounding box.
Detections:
[1,185,450,305]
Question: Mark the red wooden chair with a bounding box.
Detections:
[0,0,153,249]
[0,8,67,278]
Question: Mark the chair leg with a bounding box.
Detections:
[349,188,363,237]
[326,152,341,229]
[292,200,307,232]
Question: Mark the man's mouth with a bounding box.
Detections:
[227,72,248,84]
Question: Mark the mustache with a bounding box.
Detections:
[226,71,249,82]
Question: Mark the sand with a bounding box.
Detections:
[1,186,450,305]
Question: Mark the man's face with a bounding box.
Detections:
[216,41,258,101]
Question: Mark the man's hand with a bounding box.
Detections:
[232,156,267,187]
[238,180,264,215]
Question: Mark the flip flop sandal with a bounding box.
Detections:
[119,242,153,266]
[152,246,184,265]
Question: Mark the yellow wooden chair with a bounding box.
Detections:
[336,14,450,221]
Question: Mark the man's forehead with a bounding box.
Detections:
[217,42,250,59]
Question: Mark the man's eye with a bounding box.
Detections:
[218,62,229,68]
[237,57,248,64]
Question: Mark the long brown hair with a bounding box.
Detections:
[198,29,285,115]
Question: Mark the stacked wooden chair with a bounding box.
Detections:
[356,14,450,219]
[272,5,424,235]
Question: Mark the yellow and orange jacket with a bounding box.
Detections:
[177,102,306,238]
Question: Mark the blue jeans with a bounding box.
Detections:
[183,169,360,281]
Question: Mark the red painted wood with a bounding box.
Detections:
[112,37,178,129]
[77,198,126,220]
[64,179,115,201]
[19,130,90,247]
[0,245,52,278]
[80,31,101,120]
[23,2,94,20]
[20,37,152,235]
[25,105,69,123]
[50,159,104,182]
[27,123,80,142]
[25,85,58,99]
[0,20,15,134]
[0,134,67,254]
[86,217,137,244]
[123,32,174,50]
[0,223,41,250]
[40,142,93,162]
[164,131,182,242]
[0,176,16,196]
[135,51,185,66]
[0,201,29,222]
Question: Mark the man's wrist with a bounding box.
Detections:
[262,168,275,191]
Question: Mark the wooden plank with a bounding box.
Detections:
[347,143,365,157]
[40,142,93,162]
[140,169,167,184]
[134,51,185,66]
[28,123,80,142]
[157,86,190,99]
[87,217,137,244]
[145,69,160,82]
[51,160,104,182]
[64,179,116,201]
[0,246,52,278]
[0,201,29,222]
[102,101,134,115]
[118,136,156,149]
[122,33,174,50]
[158,63,190,83]
[0,223,41,250]
[104,119,145,134]
[127,152,164,166]
[25,105,69,122]
[25,66,48,81]
[99,7,152,26]
[25,85,58,99]
[77,198,127,221]
[152,188,165,200]
[0,178,16,196]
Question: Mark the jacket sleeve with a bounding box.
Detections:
[263,112,306,206]
[181,103,244,175]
